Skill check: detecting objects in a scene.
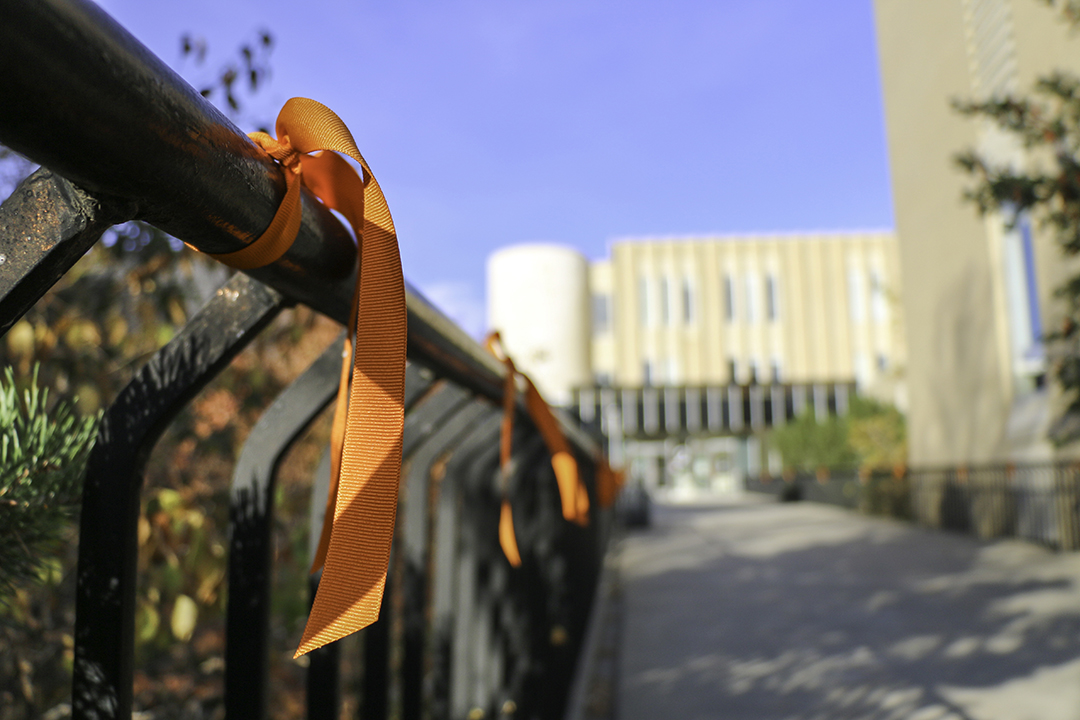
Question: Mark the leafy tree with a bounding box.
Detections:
[770,397,906,473]
[770,411,857,472]
[953,1,1080,436]
[847,396,907,470]
[181,28,274,129]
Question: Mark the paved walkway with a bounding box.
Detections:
[617,495,1080,720]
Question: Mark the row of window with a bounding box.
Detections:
[593,268,890,335]
[639,357,784,386]
[638,273,782,328]
[629,352,890,388]
[722,274,780,324]
[635,277,697,327]
[592,274,783,335]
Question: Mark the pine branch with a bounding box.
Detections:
[0,365,99,598]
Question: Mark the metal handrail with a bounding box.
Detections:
[0,0,598,457]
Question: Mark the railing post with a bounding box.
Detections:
[225,335,343,719]
[73,275,284,719]
[0,169,132,335]
[398,400,492,719]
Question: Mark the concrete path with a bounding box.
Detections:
[617,495,1080,720]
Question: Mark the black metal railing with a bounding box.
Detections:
[907,463,1080,549]
[0,1,613,718]
[746,463,1080,551]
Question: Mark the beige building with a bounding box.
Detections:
[487,234,906,492]
[874,0,1079,465]
[590,232,906,404]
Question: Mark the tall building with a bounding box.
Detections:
[874,0,1080,465]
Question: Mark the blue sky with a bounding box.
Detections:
[96,0,893,337]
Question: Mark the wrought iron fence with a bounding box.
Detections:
[0,1,613,718]
[746,464,1080,551]
[907,464,1080,550]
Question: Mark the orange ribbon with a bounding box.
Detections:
[484,332,589,566]
[595,456,625,509]
[210,98,405,657]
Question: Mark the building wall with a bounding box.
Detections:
[591,233,906,404]
[874,0,1078,465]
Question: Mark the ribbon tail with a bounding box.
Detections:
[310,335,354,574]
[499,499,522,567]
[525,380,590,526]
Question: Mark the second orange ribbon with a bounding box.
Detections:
[484,331,590,567]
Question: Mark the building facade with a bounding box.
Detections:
[874,0,1079,465]
[487,234,906,494]
[591,232,906,405]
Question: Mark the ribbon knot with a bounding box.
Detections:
[248,131,301,168]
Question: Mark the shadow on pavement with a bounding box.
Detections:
[618,498,1080,720]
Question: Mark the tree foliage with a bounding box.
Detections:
[0,366,98,597]
[954,3,1080,422]
[770,396,906,472]
[181,28,274,127]
[847,397,907,469]
[771,411,856,472]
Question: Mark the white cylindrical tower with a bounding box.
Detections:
[487,244,591,406]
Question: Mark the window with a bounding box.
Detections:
[766,274,779,322]
[727,358,738,384]
[854,352,870,388]
[665,358,680,385]
[660,277,671,326]
[745,273,757,323]
[870,270,888,322]
[682,279,694,324]
[639,277,650,326]
[848,268,865,322]
[770,358,782,383]
[747,358,759,385]
[591,293,610,335]
[723,274,735,322]
[876,353,888,372]
[643,360,654,386]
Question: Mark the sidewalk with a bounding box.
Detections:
[617,495,1080,720]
